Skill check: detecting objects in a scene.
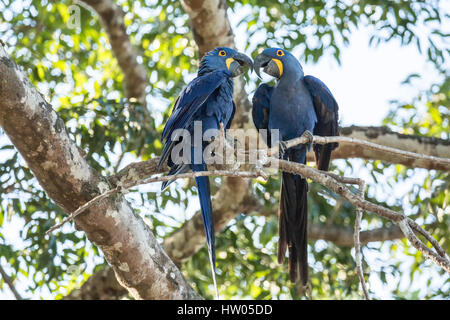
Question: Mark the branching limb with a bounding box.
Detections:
[398,219,450,273]
[46,149,450,275]
[46,170,259,235]
[0,44,200,300]
[267,135,450,171]
[269,158,450,274]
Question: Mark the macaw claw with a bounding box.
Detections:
[278,140,288,158]
[301,130,314,151]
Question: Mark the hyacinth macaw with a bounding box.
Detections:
[158,47,252,296]
[252,48,339,286]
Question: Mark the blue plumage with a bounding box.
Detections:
[158,47,252,297]
[253,48,339,285]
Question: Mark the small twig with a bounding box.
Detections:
[46,170,259,235]
[113,150,127,174]
[315,169,370,298]
[0,264,23,300]
[353,180,370,300]
[320,171,363,186]
[398,219,450,273]
[407,218,447,258]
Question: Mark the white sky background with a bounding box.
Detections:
[0,2,449,299]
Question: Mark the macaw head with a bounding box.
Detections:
[254,48,303,80]
[198,47,253,77]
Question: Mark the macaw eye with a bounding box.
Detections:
[276,50,284,57]
[219,50,226,56]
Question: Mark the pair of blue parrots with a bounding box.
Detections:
[158,47,339,291]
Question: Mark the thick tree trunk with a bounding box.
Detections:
[0,45,200,300]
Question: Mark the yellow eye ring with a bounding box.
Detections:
[276,50,284,57]
[219,50,226,56]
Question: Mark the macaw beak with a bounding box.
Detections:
[227,52,253,77]
[254,53,282,79]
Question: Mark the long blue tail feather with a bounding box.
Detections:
[193,166,218,298]
[194,175,215,267]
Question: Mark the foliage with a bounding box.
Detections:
[0,0,448,299]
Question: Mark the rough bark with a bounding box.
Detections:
[331,126,450,170]
[181,0,234,56]
[64,267,128,300]
[65,221,411,300]
[0,45,200,300]
[69,123,449,299]
[12,0,446,299]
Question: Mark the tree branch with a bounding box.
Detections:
[269,131,450,171]
[51,0,449,299]
[81,0,148,106]
[46,136,450,275]
[0,264,23,300]
[332,126,450,170]
[273,158,449,273]
[0,44,200,300]
[354,180,370,300]
[46,170,259,234]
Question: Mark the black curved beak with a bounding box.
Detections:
[229,52,253,77]
[254,53,281,79]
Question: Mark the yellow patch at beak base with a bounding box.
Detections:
[226,57,234,70]
[272,58,283,77]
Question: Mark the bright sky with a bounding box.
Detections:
[0,2,448,299]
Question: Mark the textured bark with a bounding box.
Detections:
[0,46,200,300]
[330,126,450,170]
[64,267,128,300]
[59,0,449,299]
[67,221,411,300]
[182,0,234,56]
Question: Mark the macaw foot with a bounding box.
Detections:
[218,123,232,149]
[301,130,314,151]
[220,122,239,155]
[278,140,288,159]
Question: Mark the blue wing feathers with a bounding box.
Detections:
[304,75,340,170]
[304,75,339,124]
[252,83,273,130]
[159,67,235,292]
[252,83,274,147]
[162,71,228,141]
[158,71,229,170]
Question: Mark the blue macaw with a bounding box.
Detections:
[158,47,252,295]
[253,48,339,285]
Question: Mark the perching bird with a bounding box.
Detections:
[252,48,339,286]
[158,47,252,297]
